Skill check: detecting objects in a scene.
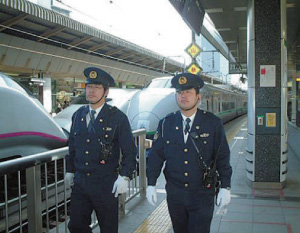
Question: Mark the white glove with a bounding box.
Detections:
[64,172,74,188]
[112,175,129,198]
[216,188,231,211]
[146,186,157,206]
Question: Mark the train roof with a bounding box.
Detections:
[148,75,247,95]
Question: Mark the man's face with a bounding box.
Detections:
[85,83,107,104]
[176,88,200,111]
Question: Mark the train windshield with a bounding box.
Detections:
[146,78,172,88]
[0,72,34,98]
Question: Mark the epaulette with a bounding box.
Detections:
[78,105,88,111]
[165,111,177,118]
[108,106,118,113]
[199,109,220,121]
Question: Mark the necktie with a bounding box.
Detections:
[184,118,191,135]
[88,110,96,133]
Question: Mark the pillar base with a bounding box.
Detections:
[246,179,286,189]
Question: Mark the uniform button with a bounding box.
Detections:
[166,140,170,144]
[175,126,179,130]
[87,173,91,176]
[100,118,103,122]
[86,139,90,143]
[184,148,188,152]
[184,172,188,176]
[196,126,200,129]
[204,141,207,144]
[81,118,84,121]
[184,183,188,187]
[184,160,188,164]
[105,134,108,138]
[85,151,89,155]
[85,162,89,166]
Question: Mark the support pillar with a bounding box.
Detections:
[43,76,52,114]
[246,0,288,188]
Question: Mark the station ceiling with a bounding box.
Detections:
[200,0,300,79]
[0,0,299,84]
[0,0,183,85]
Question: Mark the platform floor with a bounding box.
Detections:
[92,117,300,233]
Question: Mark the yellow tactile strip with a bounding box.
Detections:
[134,199,173,233]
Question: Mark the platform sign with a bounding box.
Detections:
[187,62,202,75]
[185,43,202,58]
[229,62,247,74]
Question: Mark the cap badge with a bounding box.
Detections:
[89,71,97,79]
[178,76,187,84]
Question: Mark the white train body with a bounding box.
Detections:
[0,73,67,160]
[126,76,247,137]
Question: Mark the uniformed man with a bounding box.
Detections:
[64,67,137,233]
[146,73,232,233]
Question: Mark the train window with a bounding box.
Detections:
[1,74,28,96]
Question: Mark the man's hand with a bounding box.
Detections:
[146,186,157,206]
[112,175,129,198]
[216,188,231,213]
[64,173,74,188]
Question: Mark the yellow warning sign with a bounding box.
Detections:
[187,62,202,75]
[185,43,202,58]
[266,113,276,127]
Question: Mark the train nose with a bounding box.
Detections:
[130,112,160,134]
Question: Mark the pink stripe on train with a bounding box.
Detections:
[0,131,67,142]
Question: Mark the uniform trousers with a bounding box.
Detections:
[68,173,118,233]
[166,188,215,233]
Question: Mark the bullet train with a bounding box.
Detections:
[127,76,247,138]
[54,75,247,139]
[0,72,68,161]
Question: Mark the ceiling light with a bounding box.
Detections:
[206,8,223,13]
[233,7,247,11]
[217,28,231,32]
[224,41,236,44]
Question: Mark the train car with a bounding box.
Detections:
[0,72,68,161]
[127,75,247,138]
[55,75,247,139]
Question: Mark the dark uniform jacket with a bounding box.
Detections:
[147,109,232,194]
[66,103,137,179]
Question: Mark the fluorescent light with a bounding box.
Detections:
[234,7,247,11]
[224,41,236,44]
[206,8,223,13]
[30,78,46,83]
[217,28,231,32]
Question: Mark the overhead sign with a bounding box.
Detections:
[187,62,202,75]
[229,62,247,74]
[185,43,202,58]
[169,0,205,35]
